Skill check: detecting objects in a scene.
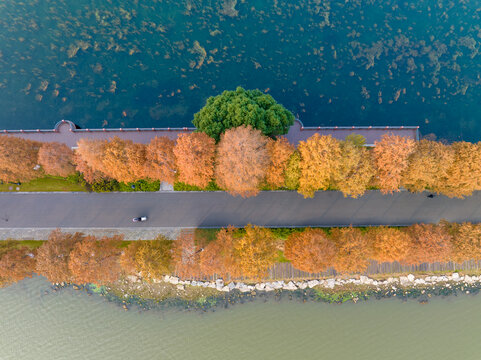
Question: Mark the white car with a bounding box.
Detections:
[132,216,148,222]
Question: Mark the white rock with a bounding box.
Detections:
[465,275,474,284]
[283,281,297,291]
[221,286,230,292]
[298,283,308,290]
[176,284,185,291]
[307,280,320,288]
[359,275,369,284]
[208,282,216,288]
[264,284,274,292]
[169,276,179,285]
[228,282,236,291]
[325,279,336,289]
[414,279,426,285]
[271,281,284,290]
[255,283,266,291]
[163,275,171,282]
[399,276,409,285]
[239,284,251,293]
[215,279,224,287]
[126,275,139,283]
[407,274,415,282]
[452,272,460,280]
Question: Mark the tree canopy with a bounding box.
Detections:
[215,125,269,197]
[192,87,295,142]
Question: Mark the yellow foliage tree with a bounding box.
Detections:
[442,142,481,198]
[373,134,415,194]
[298,134,342,198]
[284,151,301,190]
[133,237,172,281]
[233,225,278,279]
[402,140,454,194]
[335,136,374,198]
[445,222,481,263]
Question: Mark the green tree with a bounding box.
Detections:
[193,87,294,142]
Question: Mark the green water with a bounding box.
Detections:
[2,0,481,140]
[1,277,480,359]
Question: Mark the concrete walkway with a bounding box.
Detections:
[0,227,182,240]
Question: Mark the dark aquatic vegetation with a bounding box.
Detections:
[0,0,481,140]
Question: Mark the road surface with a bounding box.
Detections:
[0,190,480,228]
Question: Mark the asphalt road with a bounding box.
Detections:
[0,190,480,228]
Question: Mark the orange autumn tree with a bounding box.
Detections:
[401,140,454,194]
[102,137,146,183]
[0,136,42,182]
[68,235,123,284]
[373,134,415,194]
[297,134,342,198]
[38,142,76,177]
[367,226,411,263]
[444,222,481,263]
[284,228,336,273]
[335,135,374,198]
[173,132,216,188]
[265,137,295,188]
[172,230,201,279]
[443,142,481,198]
[0,247,36,284]
[73,153,104,183]
[403,224,453,265]
[233,225,278,279]
[215,126,269,197]
[332,227,371,274]
[120,241,141,275]
[36,229,84,283]
[199,227,240,279]
[144,136,176,184]
[75,138,108,182]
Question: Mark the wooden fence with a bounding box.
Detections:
[267,260,481,280]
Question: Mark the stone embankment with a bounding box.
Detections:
[127,272,479,294]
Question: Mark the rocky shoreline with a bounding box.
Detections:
[90,272,481,311]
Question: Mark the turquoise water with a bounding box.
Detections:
[1,0,481,140]
[1,277,481,359]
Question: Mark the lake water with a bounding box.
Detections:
[2,0,481,141]
[1,276,481,359]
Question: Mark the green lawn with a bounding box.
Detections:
[0,176,88,192]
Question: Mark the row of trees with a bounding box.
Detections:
[0,129,467,198]
[2,222,481,285]
[1,126,481,198]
